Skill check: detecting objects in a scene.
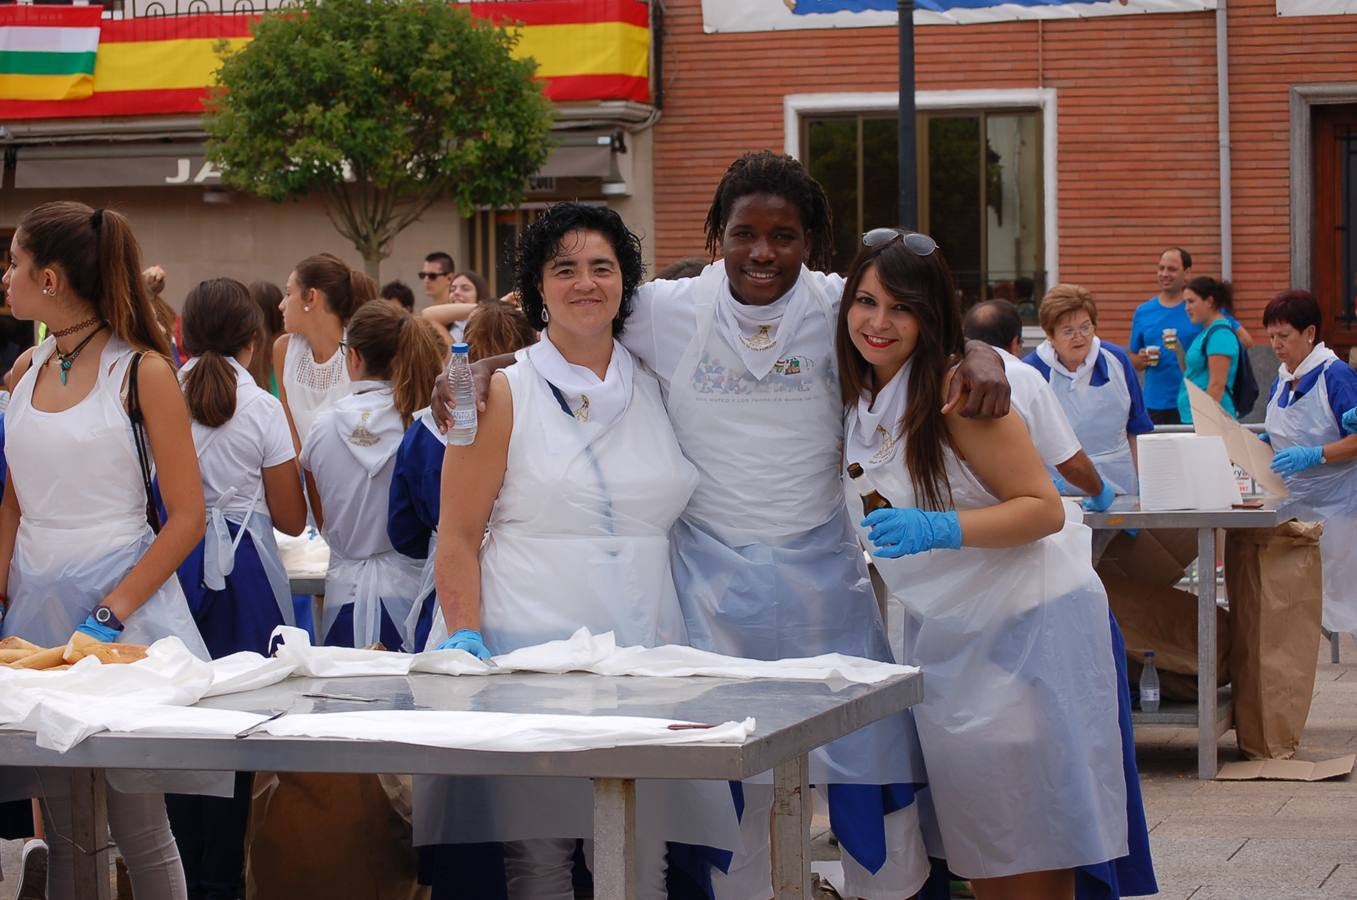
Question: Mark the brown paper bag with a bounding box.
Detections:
[1101,573,1230,701]
[245,772,427,900]
[1225,520,1324,760]
[1097,528,1200,588]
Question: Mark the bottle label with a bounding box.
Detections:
[451,408,477,428]
[1141,687,1159,703]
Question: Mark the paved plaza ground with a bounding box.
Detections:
[2,633,1356,899]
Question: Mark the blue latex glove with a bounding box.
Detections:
[862,508,963,559]
[1258,432,1271,444]
[1270,445,1324,477]
[436,628,492,661]
[1051,474,1077,496]
[1343,407,1357,436]
[1081,479,1117,513]
[75,616,120,643]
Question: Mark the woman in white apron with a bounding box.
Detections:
[0,202,210,900]
[164,277,309,900]
[1023,284,1154,498]
[417,203,736,900]
[1261,289,1357,634]
[839,228,1127,900]
[274,252,373,448]
[300,301,443,651]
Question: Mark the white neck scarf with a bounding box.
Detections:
[846,360,911,471]
[527,330,633,430]
[1278,341,1338,385]
[1036,336,1101,388]
[713,270,815,380]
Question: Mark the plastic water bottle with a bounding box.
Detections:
[1139,651,1161,713]
[446,342,478,446]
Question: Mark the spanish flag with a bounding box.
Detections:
[0,7,101,102]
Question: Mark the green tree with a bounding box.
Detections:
[206,0,553,277]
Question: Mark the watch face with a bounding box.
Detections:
[95,607,112,624]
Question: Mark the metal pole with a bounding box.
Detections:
[897,0,918,229]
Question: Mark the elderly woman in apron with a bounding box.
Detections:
[1262,289,1357,635]
[163,277,309,900]
[0,202,212,900]
[417,203,739,900]
[301,301,445,651]
[1024,284,1153,500]
[839,228,1127,900]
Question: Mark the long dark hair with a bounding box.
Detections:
[18,202,169,356]
[181,278,262,427]
[247,280,284,391]
[1186,275,1234,314]
[835,232,964,511]
[345,301,446,427]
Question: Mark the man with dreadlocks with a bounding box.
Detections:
[435,151,1010,899]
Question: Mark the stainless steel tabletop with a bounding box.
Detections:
[1082,495,1283,530]
[0,670,923,782]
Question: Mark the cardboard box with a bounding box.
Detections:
[1097,528,1200,589]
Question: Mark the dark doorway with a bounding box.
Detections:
[1313,103,1357,362]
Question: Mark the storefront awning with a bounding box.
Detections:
[13,144,220,189]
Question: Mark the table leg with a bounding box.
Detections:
[1197,527,1219,780]
[772,753,810,899]
[67,768,113,899]
[592,777,636,900]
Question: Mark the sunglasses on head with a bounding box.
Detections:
[417,271,448,280]
[862,228,939,257]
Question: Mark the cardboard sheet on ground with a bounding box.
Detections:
[1186,380,1288,497]
[1216,754,1355,781]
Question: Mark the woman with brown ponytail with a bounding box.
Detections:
[167,276,308,900]
[0,201,209,900]
[274,252,375,448]
[300,301,444,650]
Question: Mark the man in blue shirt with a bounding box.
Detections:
[1128,247,1251,424]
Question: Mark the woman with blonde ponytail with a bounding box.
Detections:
[274,252,372,448]
[0,201,208,900]
[167,277,308,900]
[300,301,443,649]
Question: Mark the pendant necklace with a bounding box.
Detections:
[741,325,777,351]
[52,323,107,386]
[870,425,897,464]
[573,394,591,422]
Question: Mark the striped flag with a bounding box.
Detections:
[0,7,102,102]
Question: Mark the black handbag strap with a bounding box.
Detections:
[127,353,161,534]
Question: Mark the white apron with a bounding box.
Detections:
[1040,342,1138,495]
[199,451,294,631]
[416,350,739,851]
[846,401,1128,878]
[2,336,227,798]
[663,264,915,787]
[1264,362,1357,633]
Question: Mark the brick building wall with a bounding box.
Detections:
[651,0,1357,345]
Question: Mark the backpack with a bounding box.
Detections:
[1205,321,1260,416]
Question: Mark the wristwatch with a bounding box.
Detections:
[92,604,125,632]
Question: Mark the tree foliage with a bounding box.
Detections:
[206,0,554,274]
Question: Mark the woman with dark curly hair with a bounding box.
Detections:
[416,203,733,898]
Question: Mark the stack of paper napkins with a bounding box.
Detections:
[1137,433,1242,510]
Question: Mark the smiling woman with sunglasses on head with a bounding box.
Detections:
[840,228,1128,900]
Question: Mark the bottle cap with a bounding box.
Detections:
[1144,650,1155,659]
[452,342,470,354]
[847,462,865,479]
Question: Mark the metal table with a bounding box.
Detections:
[0,668,922,899]
[1084,496,1282,779]
[287,573,326,596]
